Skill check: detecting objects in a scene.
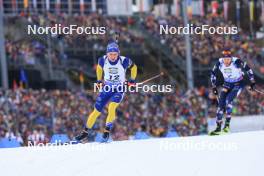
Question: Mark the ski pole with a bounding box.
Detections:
[138,72,164,85]
[254,89,264,95]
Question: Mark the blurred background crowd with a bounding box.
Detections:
[0,87,263,146]
[0,0,264,147]
[142,14,264,72]
[5,13,264,72]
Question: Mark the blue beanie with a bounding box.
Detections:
[106,42,119,53]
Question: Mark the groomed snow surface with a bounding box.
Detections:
[0,131,263,176]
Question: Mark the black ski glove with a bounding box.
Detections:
[212,87,218,96]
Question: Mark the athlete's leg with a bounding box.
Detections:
[210,87,229,135]
[86,90,113,129]
[223,85,243,132]
[105,92,124,126]
[86,108,101,129]
[106,102,120,125]
[216,88,229,124]
[75,90,113,141]
[102,92,124,142]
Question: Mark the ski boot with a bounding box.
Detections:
[75,127,90,142]
[222,120,230,133]
[101,123,112,143]
[209,122,222,136]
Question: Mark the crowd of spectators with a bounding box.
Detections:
[141,14,264,72]
[5,39,46,66]
[5,13,143,68]
[24,13,143,50]
[0,87,263,146]
[6,13,264,73]
[2,13,264,146]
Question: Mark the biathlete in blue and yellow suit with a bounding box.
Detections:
[75,42,137,142]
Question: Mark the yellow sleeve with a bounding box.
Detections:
[130,64,137,80]
[96,64,103,81]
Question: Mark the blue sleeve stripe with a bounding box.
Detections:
[122,57,133,69]
[98,57,105,68]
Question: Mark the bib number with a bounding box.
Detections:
[109,75,120,81]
